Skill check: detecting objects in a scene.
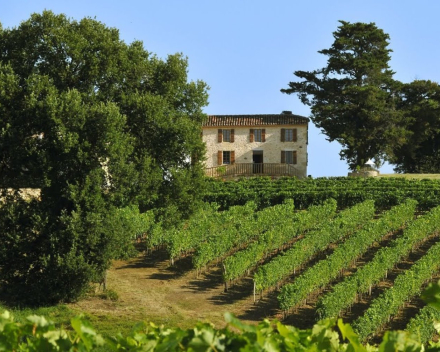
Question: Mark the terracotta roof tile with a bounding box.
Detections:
[203,113,309,127]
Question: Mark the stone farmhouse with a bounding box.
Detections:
[202,111,309,178]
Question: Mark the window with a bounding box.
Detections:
[281,128,297,142]
[250,129,265,142]
[223,151,231,164]
[218,129,234,143]
[281,150,297,164]
[223,129,231,142]
[217,150,235,165]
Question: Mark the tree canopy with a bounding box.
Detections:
[282,21,408,170]
[0,11,208,304]
[391,80,440,173]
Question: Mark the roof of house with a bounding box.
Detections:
[203,112,309,127]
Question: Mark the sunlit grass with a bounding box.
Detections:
[378,174,440,180]
[0,303,75,326]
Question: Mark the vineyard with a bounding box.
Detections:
[143,177,440,343]
[203,176,440,210]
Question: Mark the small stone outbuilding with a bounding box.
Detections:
[348,160,380,177]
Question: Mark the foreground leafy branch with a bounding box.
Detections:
[2,281,440,351]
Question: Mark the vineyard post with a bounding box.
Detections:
[223,263,228,292]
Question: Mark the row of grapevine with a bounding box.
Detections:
[278,199,418,312]
[205,176,440,193]
[352,239,440,341]
[406,305,440,344]
[204,177,440,210]
[167,202,256,260]
[191,200,298,271]
[253,200,375,294]
[316,204,440,320]
[221,199,338,284]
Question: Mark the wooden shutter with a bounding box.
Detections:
[281,128,285,142]
[230,129,235,143]
[231,151,235,164]
[293,151,297,164]
[262,129,266,142]
[281,150,286,164]
[218,129,222,143]
[218,151,222,165]
[293,128,298,142]
[250,129,254,142]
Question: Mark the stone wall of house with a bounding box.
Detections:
[202,125,308,177]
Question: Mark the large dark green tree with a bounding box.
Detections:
[390,80,440,173]
[0,11,208,304]
[282,21,407,170]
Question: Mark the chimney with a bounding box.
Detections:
[282,110,292,115]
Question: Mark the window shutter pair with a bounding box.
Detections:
[280,128,298,142]
[250,129,266,142]
[217,151,235,165]
[218,129,234,143]
[281,151,297,164]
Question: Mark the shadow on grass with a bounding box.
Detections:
[185,267,225,291]
[116,248,170,269]
[147,256,195,280]
[236,290,281,323]
[208,277,254,304]
[116,248,195,280]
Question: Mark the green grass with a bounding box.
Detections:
[0,302,75,326]
[0,300,200,342]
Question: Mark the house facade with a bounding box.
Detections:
[202,111,309,178]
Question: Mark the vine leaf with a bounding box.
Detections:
[421,280,440,311]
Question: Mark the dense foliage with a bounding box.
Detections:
[0,11,208,304]
[391,80,440,173]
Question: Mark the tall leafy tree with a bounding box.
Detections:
[390,80,440,173]
[282,21,407,170]
[0,11,208,304]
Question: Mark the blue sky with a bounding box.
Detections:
[2,0,440,177]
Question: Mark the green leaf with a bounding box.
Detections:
[338,319,367,352]
[378,331,422,352]
[422,280,440,311]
